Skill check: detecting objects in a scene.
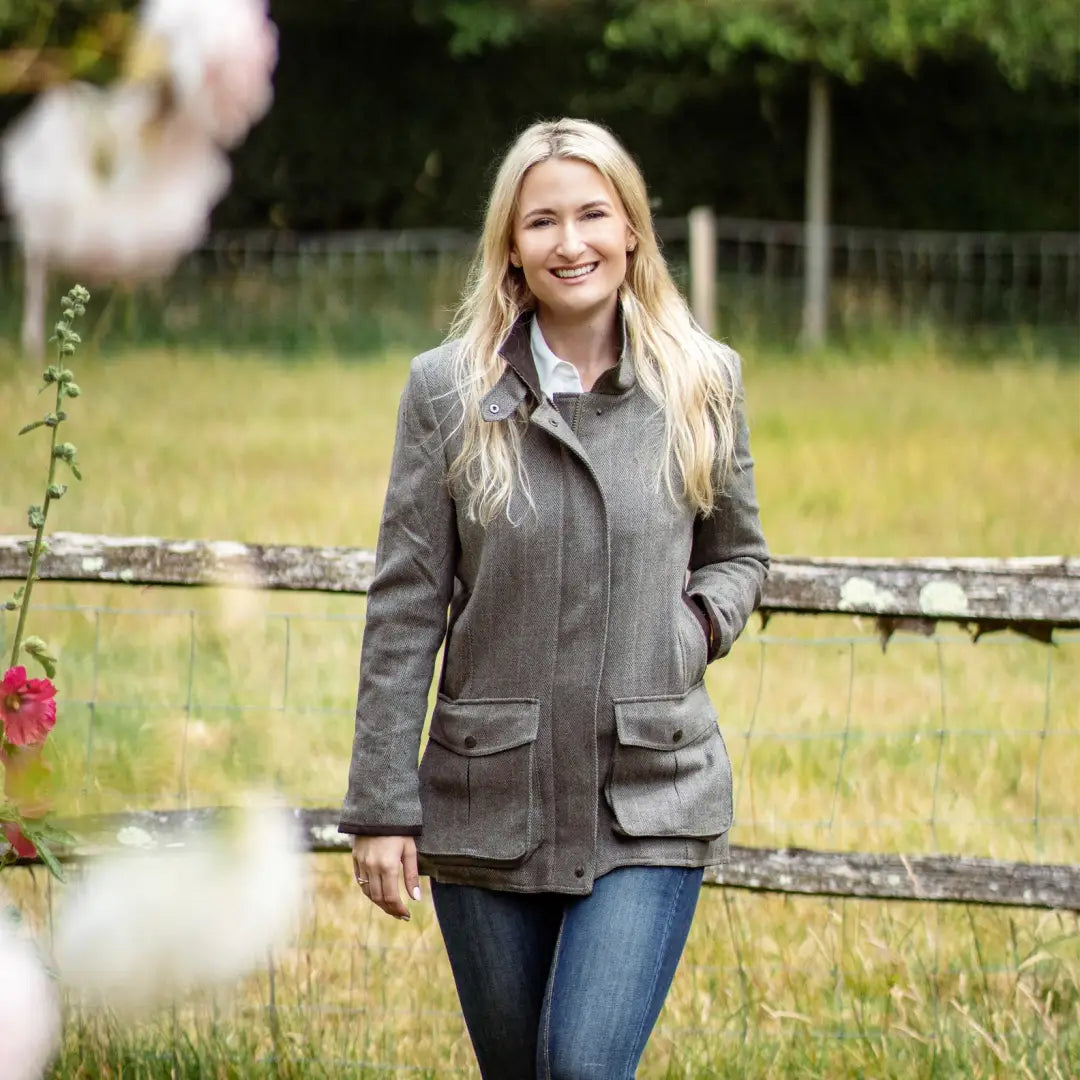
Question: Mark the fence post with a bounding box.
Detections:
[20,248,46,360]
[688,206,716,336]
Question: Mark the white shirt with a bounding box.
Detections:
[530,316,584,398]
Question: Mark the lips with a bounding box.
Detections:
[551,263,598,280]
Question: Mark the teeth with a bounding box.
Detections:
[552,264,597,279]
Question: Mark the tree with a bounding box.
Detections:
[433,0,1080,344]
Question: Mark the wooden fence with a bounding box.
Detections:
[2,533,1078,911]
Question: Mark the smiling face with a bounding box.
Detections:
[510,157,636,327]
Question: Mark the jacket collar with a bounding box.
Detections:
[481,307,635,423]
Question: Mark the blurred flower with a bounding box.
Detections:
[1,824,36,860]
[0,902,61,1080]
[54,803,307,1013]
[1,81,230,282]
[2,745,52,819]
[138,0,278,148]
[0,667,57,747]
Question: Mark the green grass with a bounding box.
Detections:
[1,341,1078,1077]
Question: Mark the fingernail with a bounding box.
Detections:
[398,913,411,922]
[411,886,422,901]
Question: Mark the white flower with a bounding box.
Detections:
[0,902,61,1080]
[53,805,307,1014]
[138,0,278,148]
[1,80,230,281]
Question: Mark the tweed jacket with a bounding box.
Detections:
[339,314,769,894]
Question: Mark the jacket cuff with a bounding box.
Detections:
[337,822,423,837]
[685,591,719,662]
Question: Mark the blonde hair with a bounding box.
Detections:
[447,117,740,524]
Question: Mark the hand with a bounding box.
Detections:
[351,835,421,921]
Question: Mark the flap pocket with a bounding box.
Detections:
[419,695,543,866]
[429,695,541,756]
[613,681,718,750]
[607,682,731,840]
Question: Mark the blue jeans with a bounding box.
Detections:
[431,865,703,1080]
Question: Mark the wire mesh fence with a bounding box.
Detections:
[1,219,1076,356]
[3,590,1078,1076]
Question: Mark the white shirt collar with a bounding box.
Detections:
[530,315,584,397]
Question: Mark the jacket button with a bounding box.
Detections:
[574,865,585,878]
[463,735,477,749]
[672,729,684,743]
[488,403,501,415]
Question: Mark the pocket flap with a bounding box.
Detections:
[613,682,718,750]
[430,695,541,757]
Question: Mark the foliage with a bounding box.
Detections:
[0,3,1076,230]
[436,0,1080,86]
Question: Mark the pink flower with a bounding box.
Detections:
[0,667,57,747]
[2,823,36,860]
[139,0,278,148]
[1,80,230,281]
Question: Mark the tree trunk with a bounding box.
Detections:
[802,68,831,347]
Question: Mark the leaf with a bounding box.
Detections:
[23,832,65,881]
[17,419,47,436]
[22,636,57,678]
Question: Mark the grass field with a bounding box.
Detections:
[1,339,1078,1077]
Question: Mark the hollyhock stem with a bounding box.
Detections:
[7,286,87,672]
[7,381,62,672]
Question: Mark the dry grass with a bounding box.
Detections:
[1,342,1078,1077]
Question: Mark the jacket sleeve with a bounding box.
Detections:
[339,357,458,836]
[687,355,770,662]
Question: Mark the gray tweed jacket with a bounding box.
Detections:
[339,314,769,894]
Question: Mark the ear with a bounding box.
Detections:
[509,248,522,268]
[625,229,637,253]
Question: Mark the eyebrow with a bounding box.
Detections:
[521,199,612,220]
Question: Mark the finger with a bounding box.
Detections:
[378,863,408,919]
[352,849,370,885]
[402,840,421,903]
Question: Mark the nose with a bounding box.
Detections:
[555,221,587,261]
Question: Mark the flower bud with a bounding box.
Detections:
[62,384,81,398]
[27,506,45,529]
[46,484,67,499]
[60,343,75,356]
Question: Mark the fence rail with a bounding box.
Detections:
[41,807,1080,912]
[1,533,1076,640]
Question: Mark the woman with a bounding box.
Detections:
[340,118,769,1078]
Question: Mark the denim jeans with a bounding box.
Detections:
[431,865,703,1080]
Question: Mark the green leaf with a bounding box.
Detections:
[17,419,47,436]
[70,462,83,481]
[22,636,57,679]
[23,833,65,881]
